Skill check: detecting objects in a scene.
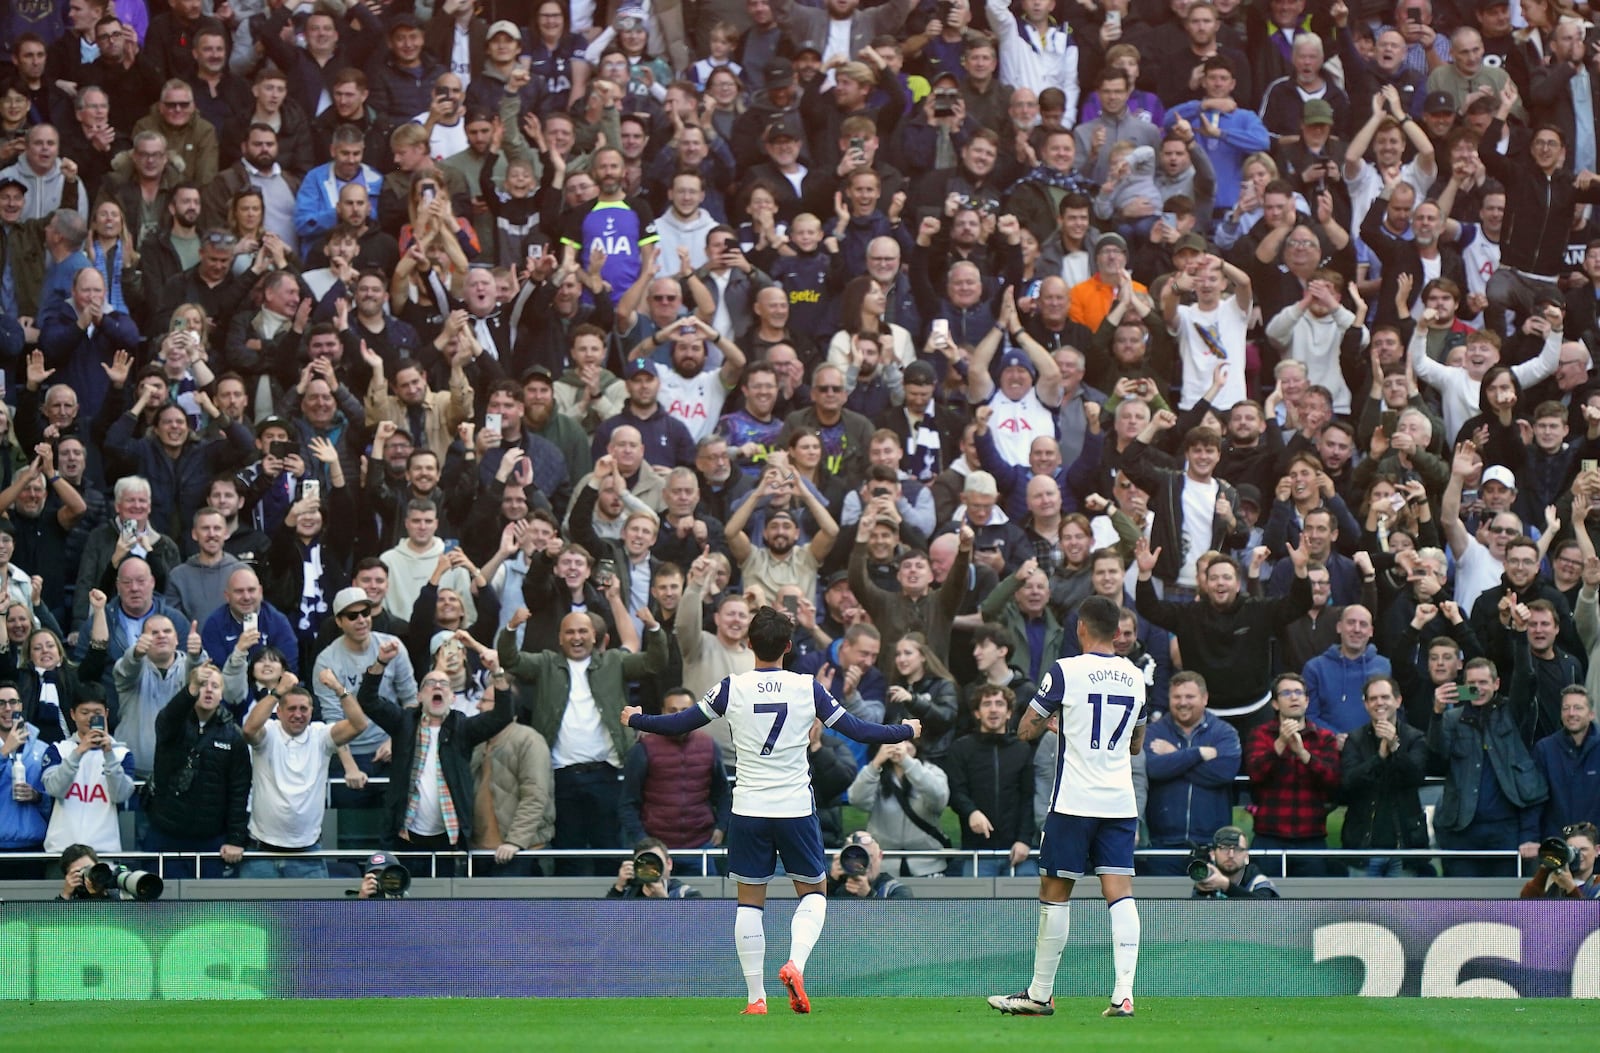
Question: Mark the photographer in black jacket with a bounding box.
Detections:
[606,837,704,899]
[826,831,911,899]
[1190,825,1280,899]
[143,663,252,878]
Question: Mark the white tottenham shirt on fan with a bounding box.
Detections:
[986,387,1058,468]
[655,363,728,443]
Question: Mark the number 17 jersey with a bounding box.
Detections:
[1030,652,1148,819]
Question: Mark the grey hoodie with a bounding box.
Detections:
[1094,145,1163,223]
[165,552,246,627]
[0,159,88,221]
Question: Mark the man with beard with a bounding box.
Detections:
[727,468,841,600]
[557,148,657,306]
[1364,195,1466,326]
[201,123,302,245]
[592,362,698,473]
[129,179,200,296]
[308,184,399,275]
[730,58,803,170]
[1189,824,1280,896]
[649,317,747,445]
[294,125,385,251]
[1343,87,1439,261]
[358,630,513,874]
[310,71,395,173]
[520,365,592,482]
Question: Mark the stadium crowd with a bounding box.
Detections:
[0,0,1598,895]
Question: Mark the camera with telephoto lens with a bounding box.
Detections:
[1186,845,1215,883]
[363,852,411,898]
[630,849,666,888]
[1539,836,1577,872]
[85,862,164,901]
[840,842,871,877]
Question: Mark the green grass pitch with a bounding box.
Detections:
[15,997,1594,1051]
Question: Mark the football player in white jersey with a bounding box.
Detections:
[988,594,1147,1020]
[623,606,921,1016]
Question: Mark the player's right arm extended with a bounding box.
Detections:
[628,707,714,735]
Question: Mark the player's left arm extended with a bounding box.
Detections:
[825,707,915,745]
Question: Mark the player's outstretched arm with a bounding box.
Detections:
[828,708,918,745]
[623,704,713,735]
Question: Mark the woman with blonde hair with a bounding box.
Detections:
[1216,153,1306,249]
[87,198,145,320]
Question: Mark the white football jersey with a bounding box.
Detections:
[655,363,728,443]
[700,668,845,819]
[1030,652,1148,819]
[985,388,1058,469]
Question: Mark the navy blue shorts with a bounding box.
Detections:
[1039,813,1137,879]
[725,812,828,885]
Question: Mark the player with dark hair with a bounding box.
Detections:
[623,606,921,1015]
[989,594,1148,1019]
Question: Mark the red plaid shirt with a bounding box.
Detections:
[1244,720,1342,839]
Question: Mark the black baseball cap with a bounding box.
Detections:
[763,57,795,89]
[1423,91,1457,115]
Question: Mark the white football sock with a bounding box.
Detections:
[789,893,827,973]
[1027,900,1071,1003]
[1109,896,1141,1003]
[735,905,767,1003]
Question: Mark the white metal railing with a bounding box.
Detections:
[0,846,1529,880]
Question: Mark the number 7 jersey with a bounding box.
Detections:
[701,669,846,819]
[1030,652,1148,819]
